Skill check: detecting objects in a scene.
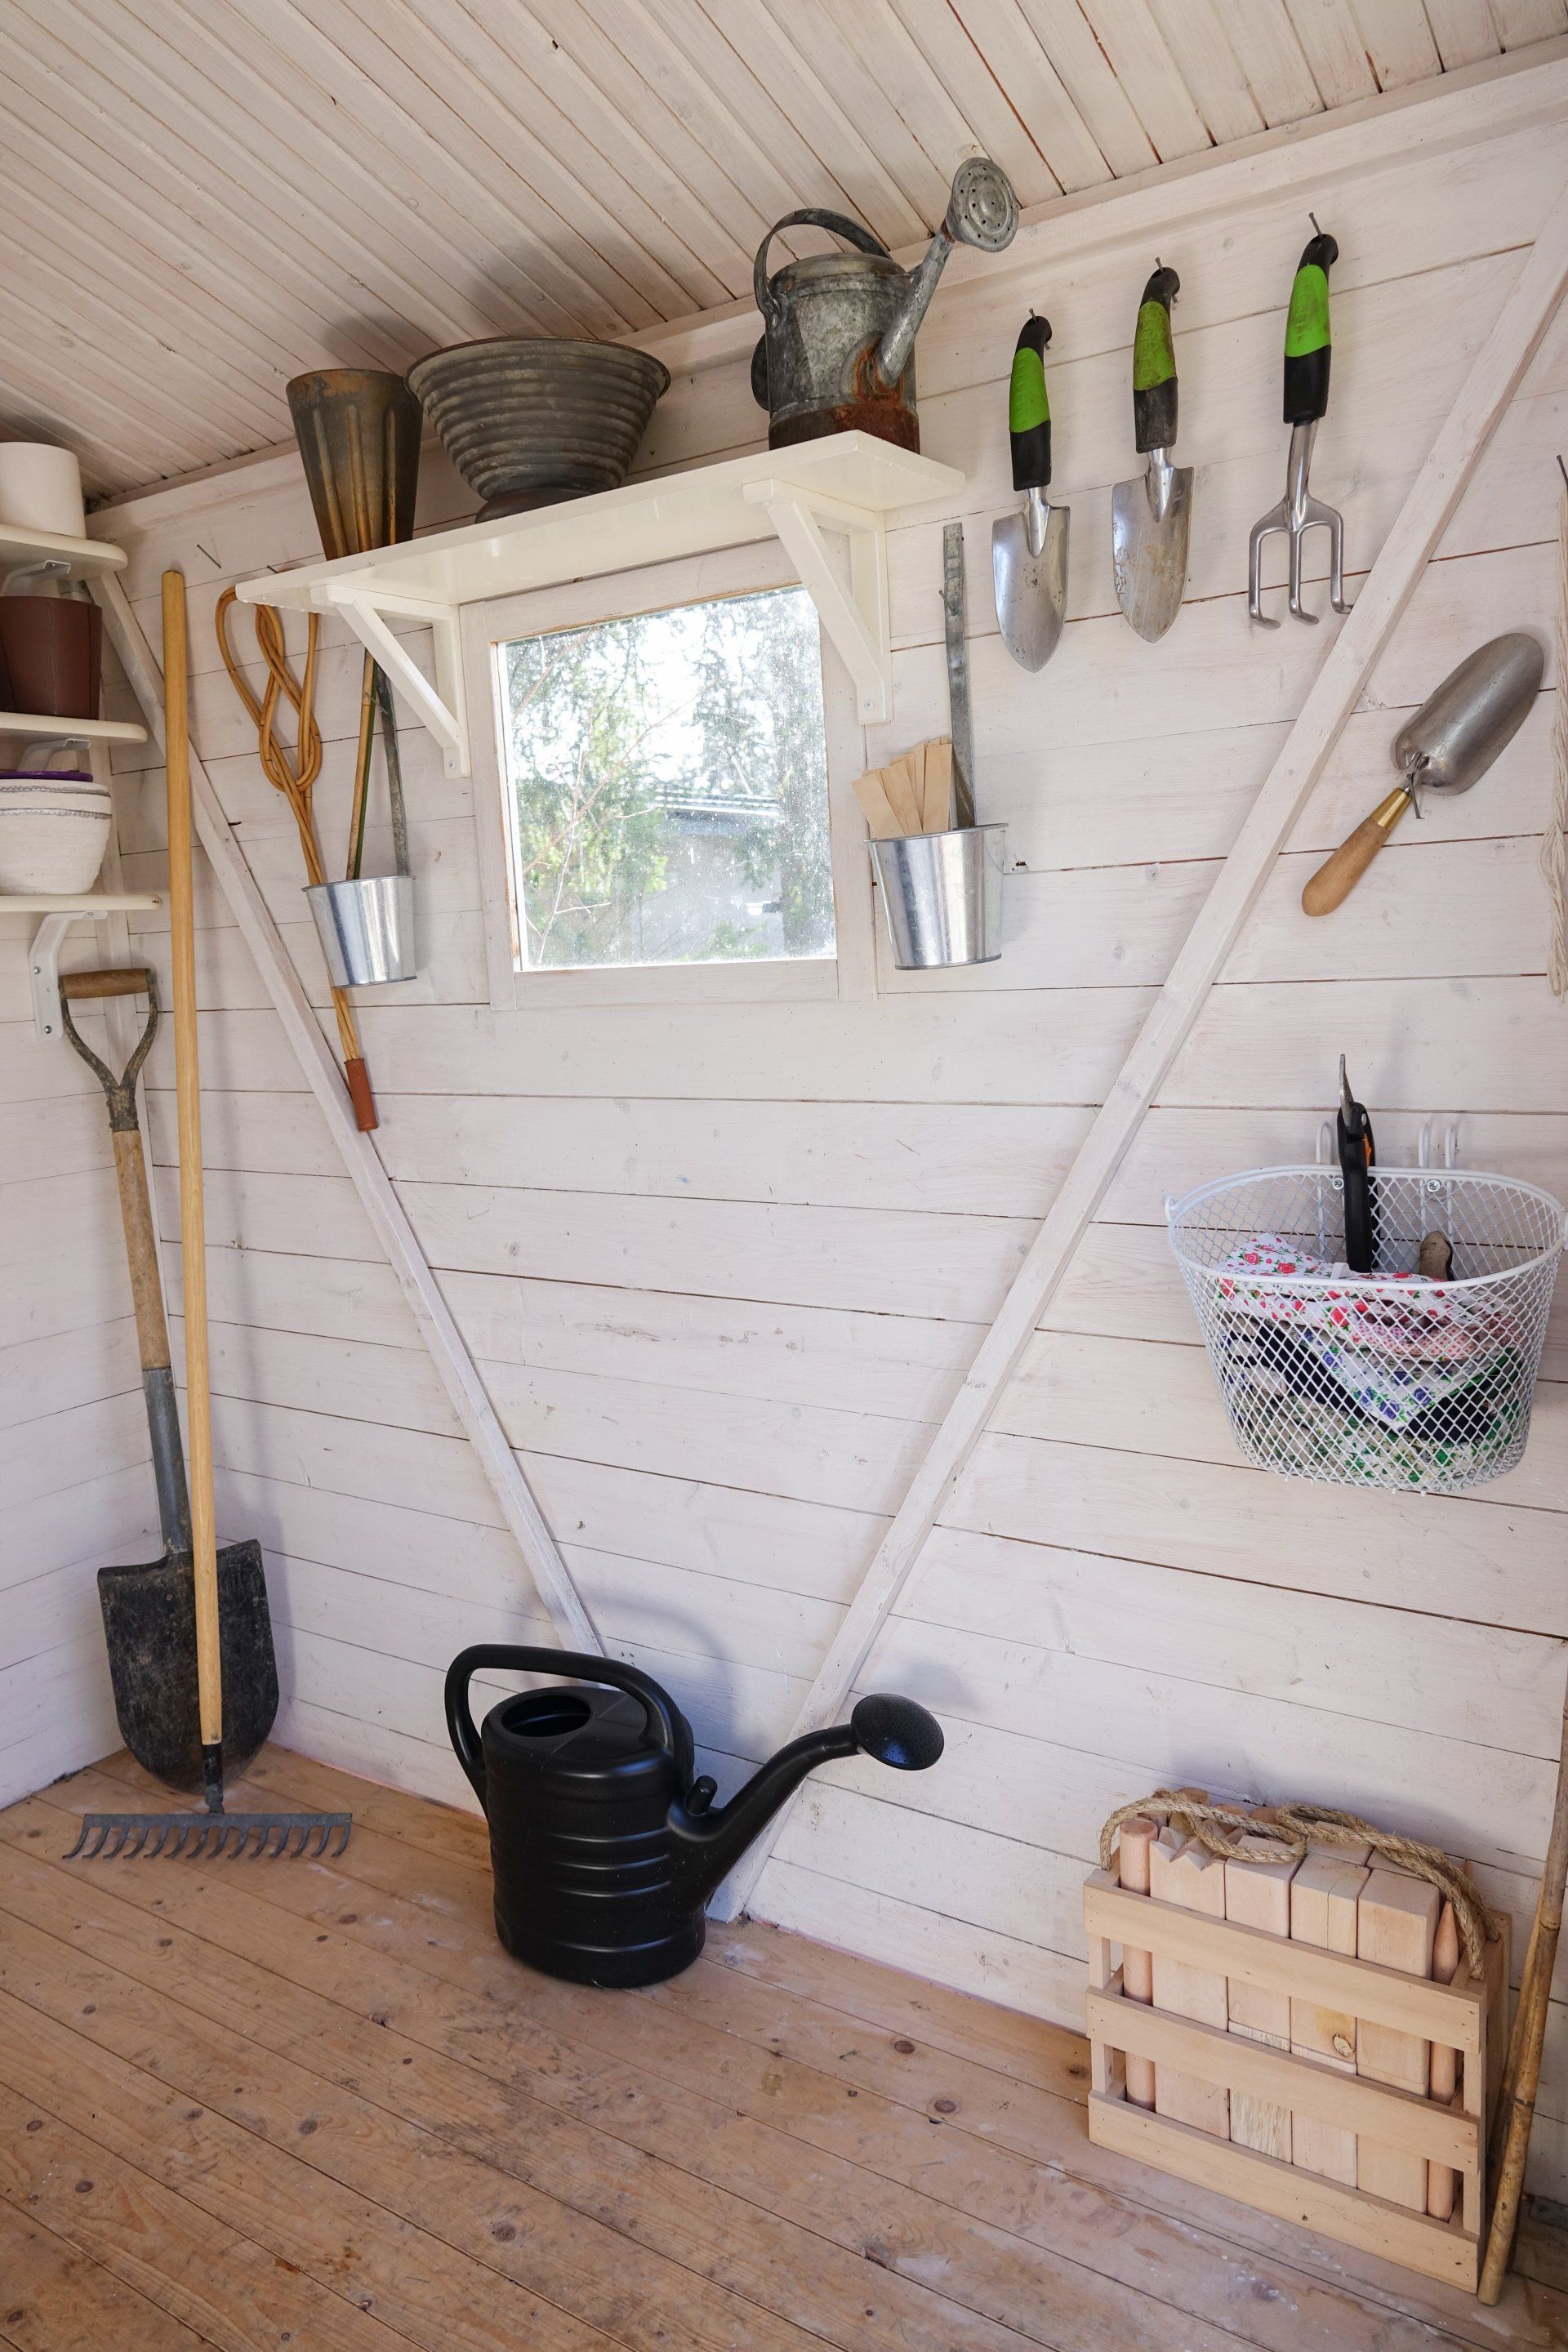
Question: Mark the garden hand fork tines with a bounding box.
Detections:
[1250,229,1351,628]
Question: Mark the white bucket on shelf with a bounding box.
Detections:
[0,444,86,540]
[1168,1165,1566,1494]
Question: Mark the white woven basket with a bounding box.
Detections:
[1168,1165,1566,1493]
[0,773,109,893]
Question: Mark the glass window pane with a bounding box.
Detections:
[497,586,835,972]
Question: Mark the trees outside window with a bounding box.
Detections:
[498,586,834,972]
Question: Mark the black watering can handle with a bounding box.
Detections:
[444,1645,693,1807]
[753,209,893,323]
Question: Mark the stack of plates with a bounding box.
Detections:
[0,768,109,893]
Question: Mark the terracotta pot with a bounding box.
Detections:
[0,598,102,718]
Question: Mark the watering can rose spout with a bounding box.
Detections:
[666,1694,946,1909]
[751,158,1018,453]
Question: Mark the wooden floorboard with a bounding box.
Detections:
[0,1749,1561,2352]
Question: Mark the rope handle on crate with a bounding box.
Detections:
[1100,1788,1500,1976]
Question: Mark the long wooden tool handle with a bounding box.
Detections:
[163,569,223,1771]
[1301,786,1412,915]
[1481,1665,1568,2300]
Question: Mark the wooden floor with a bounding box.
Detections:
[2,1750,1566,2352]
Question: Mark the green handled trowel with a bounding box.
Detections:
[992,313,1068,671]
[1111,265,1192,641]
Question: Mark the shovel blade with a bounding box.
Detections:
[1111,465,1192,642]
[992,506,1067,673]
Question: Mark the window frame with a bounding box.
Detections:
[466,537,876,1011]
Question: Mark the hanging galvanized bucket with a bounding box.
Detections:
[306,873,416,987]
[870,824,1005,969]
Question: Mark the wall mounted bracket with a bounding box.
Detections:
[746,480,892,724]
[235,433,962,771]
[12,894,161,1040]
[321,584,471,777]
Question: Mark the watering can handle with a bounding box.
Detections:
[444,1645,693,1806]
[753,210,893,322]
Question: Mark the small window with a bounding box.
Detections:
[495,586,835,974]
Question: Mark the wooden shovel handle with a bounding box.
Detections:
[1302,786,1411,915]
[110,1129,174,1376]
[60,965,154,1000]
[164,569,223,1755]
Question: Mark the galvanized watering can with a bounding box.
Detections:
[751,158,1018,452]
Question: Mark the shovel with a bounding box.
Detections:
[992,314,1067,671]
[56,964,279,1796]
[1302,632,1544,914]
[66,572,349,1863]
[1111,267,1192,641]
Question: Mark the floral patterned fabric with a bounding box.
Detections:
[1212,1231,1521,1437]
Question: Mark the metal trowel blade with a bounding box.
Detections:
[1111,463,1192,643]
[992,504,1068,673]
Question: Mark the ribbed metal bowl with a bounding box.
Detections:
[407,338,671,521]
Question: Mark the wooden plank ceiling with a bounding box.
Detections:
[2,0,1562,500]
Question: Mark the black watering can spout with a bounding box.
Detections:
[667,1694,945,1909]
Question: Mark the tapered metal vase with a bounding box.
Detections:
[286,370,422,559]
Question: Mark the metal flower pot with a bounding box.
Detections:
[870,825,1004,969]
[306,875,416,987]
[286,370,422,559]
[406,337,670,520]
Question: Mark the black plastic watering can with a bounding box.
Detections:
[446,1646,943,1987]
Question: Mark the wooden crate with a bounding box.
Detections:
[1083,1868,1509,2291]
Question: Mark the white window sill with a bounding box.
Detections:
[504,956,841,1010]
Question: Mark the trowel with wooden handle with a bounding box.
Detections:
[992,314,1067,671]
[1302,631,1543,915]
[1111,266,1192,642]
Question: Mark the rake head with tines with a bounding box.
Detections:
[65,1802,351,1862]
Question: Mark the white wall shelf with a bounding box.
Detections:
[2,894,162,1041]
[0,523,128,582]
[234,433,965,776]
[0,711,147,746]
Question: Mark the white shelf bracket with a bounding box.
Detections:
[321,585,471,778]
[746,481,892,726]
[29,912,74,1041]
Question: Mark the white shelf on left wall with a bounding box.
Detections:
[0,711,147,746]
[0,893,162,1040]
[0,522,129,582]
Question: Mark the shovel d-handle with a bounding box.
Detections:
[1284,231,1337,426]
[1132,266,1180,455]
[445,1644,693,1808]
[1008,314,1053,492]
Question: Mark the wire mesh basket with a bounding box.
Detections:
[1168,1166,1566,1493]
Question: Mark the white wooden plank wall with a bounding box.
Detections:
[0,933,158,1804]
[77,100,1568,2193]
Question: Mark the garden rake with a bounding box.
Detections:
[67,572,350,1867]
